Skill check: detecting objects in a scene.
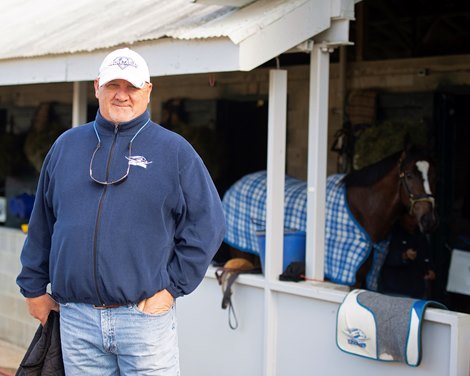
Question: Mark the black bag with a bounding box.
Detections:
[16,310,64,376]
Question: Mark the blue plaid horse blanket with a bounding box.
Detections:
[222,171,389,290]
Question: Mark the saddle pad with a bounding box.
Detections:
[336,289,447,366]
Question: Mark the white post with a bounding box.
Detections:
[450,313,470,376]
[263,69,287,376]
[72,81,88,127]
[305,44,332,281]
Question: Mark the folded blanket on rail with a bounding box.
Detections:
[336,289,447,366]
[222,171,389,290]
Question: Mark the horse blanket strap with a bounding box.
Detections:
[215,258,258,330]
[325,174,389,290]
[336,289,447,366]
[222,171,307,254]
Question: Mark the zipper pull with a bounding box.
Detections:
[114,124,119,134]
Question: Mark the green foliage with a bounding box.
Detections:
[353,119,429,170]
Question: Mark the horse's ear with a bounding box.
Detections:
[397,135,412,165]
[403,133,413,153]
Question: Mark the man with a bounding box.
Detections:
[17,47,225,375]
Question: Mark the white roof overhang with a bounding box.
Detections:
[0,0,355,86]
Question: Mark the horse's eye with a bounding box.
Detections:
[405,172,414,179]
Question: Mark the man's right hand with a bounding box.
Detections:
[403,248,418,261]
[26,294,60,326]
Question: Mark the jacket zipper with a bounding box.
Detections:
[92,124,119,306]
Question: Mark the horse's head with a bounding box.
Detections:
[398,148,438,233]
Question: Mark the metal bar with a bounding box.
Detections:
[305,44,331,281]
[72,81,88,127]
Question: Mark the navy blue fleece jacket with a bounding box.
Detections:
[17,110,225,305]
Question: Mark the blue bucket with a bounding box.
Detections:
[256,230,306,274]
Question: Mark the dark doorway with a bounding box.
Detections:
[434,90,470,313]
[216,99,269,196]
[212,99,268,265]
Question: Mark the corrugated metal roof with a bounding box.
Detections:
[0,0,309,60]
[167,0,310,43]
[0,0,227,59]
[0,0,357,85]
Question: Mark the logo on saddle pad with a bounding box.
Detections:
[126,156,152,169]
[344,328,369,348]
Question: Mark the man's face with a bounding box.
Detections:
[94,79,153,124]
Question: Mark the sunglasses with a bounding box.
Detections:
[89,119,150,185]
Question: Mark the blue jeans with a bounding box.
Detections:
[59,302,180,375]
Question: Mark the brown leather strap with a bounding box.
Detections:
[216,270,243,329]
[215,261,260,330]
[92,304,126,309]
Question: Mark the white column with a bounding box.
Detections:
[263,69,287,376]
[305,44,332,281]
[72,81,88,127]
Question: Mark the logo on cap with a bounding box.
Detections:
[111,56,138,70]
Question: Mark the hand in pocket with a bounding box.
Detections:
[137,289,174,314]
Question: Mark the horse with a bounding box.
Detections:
[222,145,438,290]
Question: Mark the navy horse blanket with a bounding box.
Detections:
[222,171,389,290]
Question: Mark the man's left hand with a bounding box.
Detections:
[137,289,174,314]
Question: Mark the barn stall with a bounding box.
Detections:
[0,0,469,375]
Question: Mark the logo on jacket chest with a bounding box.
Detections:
[126,155,153,169]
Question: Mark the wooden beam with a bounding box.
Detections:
[355,1,365,62]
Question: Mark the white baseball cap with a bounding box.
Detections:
[98,48,150,88]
